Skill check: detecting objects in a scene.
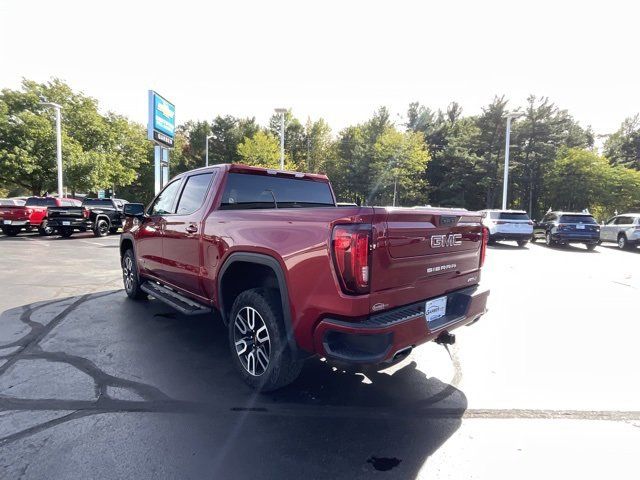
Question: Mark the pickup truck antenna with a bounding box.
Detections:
[264,189,278,209]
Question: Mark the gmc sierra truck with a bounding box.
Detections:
[120,164,490,391]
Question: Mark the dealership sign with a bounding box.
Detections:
[147,90,175,148]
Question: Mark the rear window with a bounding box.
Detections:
[559,215,597,224]
[25,197,57,207]
[220,173,335,210]
[82,199,113,207]
[498,212,530,220]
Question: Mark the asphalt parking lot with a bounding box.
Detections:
[0,232,638,479]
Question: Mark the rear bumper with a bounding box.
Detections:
[490,232,531,241]
[47,218,92,229]
[551,233,599,244]
[313,285,489,364]
[1,219,30,227]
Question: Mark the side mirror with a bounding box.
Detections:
[123,203,145,218]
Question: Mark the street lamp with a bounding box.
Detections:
[502,112,523,210]
[205,133,214,167]
[274,108,287,170]
[40,99,63,198]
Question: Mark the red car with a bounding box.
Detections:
[120,164,490,391]
[0,196,81,236]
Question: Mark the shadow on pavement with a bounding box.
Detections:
[0,290,467,479]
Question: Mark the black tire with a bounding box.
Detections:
[109,227,119,234]
[586,243,597,251]
[4,226,20,237]
[94,218,110,237]
[59,227,73,238]
[530,235,537,243]
[517,240,528,248]
[122,249,147,300]
[617,235,628,250]
[228,288,303,392]
[38,219,54,236]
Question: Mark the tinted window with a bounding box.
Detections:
[559,215,597,224]
[498,212,530,220]
[82,199,113,208]
[176,173,213,215]
[25,197,57,207]
[220,173,335,210]
[617,216,632,225]
[150,180,182,215]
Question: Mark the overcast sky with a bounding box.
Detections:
[1,0,638,136]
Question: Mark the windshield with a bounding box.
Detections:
[498,212,530,220]
[25,197,57,207]
[559,215,597,224]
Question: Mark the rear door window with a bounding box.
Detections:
[176,173,214,215]
[25,197,57,207]
[220,173,335,210]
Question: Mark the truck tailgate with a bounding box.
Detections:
[47,207,85,220]
[370,207,484,310]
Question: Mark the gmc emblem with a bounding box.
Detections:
[431,233,463,248]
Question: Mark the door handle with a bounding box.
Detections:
[186,224,198,234]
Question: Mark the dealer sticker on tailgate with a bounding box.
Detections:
[425,296,447,325]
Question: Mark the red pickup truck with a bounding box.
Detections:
[0,196,82,236]
[120,164,489,391]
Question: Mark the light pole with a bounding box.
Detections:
[274,108,287,170]
[40,100,63,198]
[205,134,213,167]
[502,113,523,210]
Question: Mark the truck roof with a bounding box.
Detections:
[172,163,331,183]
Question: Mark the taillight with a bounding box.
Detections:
[331,224,371,294]
[83,208,90,219]
[480,226,489,267]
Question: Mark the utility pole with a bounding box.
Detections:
[275,108,287,170]
[40,100,63,198]
[502,113,523,210]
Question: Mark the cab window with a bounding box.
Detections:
[149,180,182,215]
[176,173,214,215]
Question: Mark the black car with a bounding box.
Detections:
[47,198,128,238]
[532,211,600,250]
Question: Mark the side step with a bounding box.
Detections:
[141,282,212,316]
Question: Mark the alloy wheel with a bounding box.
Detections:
[618,236,626,249]
[123,255,134,293]
[99,221,109,235]
[233,306,271,376]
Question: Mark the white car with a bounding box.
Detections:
[599,213,640,249]
[480,209,534,247]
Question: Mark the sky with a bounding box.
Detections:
[1,0,638,137]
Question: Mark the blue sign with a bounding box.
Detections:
[148,90,175,147]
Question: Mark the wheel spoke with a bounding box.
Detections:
[235,311,249,334]
[233,305,271,377]
[247,307,255,331]
[246,351,256,375]
[256,325,269,344]
[256,346,269,371]
[235,338,248,355]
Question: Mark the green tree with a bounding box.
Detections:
[604,114,640,170]
[237,130,294,169]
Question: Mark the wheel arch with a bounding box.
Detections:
[218,252,300,356]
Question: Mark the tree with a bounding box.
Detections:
[0,78,149,196]
[604,114,640,170]
[237,130,294,169]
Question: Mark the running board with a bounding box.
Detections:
[141,282,212,316]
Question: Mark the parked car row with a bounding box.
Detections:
[0,196,128,238]
[480,209,640,251]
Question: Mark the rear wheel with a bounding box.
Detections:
[38,220,54,236]
[4,226,20,236]
[617,235,628,250]
[586,243,597,251]
[94,219,109,237]
[517,240,528,248]
[229,288,303,392]
[59,227,73,238]
[122,249,146,300]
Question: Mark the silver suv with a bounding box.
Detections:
[599,213,640,249]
